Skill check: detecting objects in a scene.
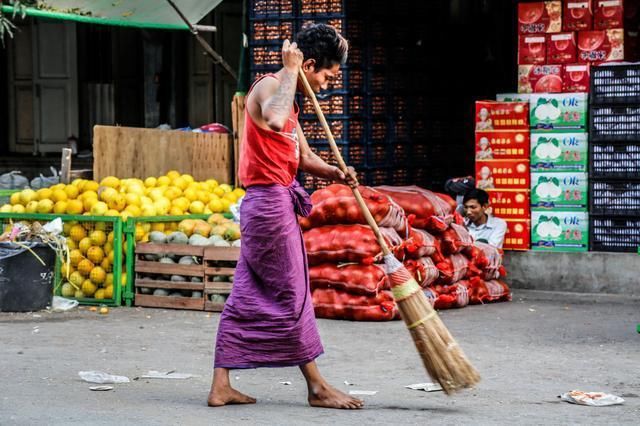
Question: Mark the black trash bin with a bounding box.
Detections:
[0,242,56,312]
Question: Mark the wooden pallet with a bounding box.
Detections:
[134,243,205,311]
[203,246,240,312]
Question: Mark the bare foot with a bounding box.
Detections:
[207,385,257,407]
[308,383,364,409]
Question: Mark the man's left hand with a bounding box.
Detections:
[333,166,359,188]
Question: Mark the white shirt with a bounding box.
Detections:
[465,215,507,248]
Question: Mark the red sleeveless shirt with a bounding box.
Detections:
[238,74,300,187]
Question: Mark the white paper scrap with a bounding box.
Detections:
[349,390,377,396]
[405,382,443,392]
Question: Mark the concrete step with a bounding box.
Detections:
[504,251,639,296]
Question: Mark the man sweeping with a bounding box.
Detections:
[208,24,362,409]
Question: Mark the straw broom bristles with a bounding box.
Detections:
[386,254,481,394]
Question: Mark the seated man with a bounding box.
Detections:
[463,188,507,248]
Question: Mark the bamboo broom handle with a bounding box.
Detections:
[298,68,391,257]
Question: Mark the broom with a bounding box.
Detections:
[298,68,481,394]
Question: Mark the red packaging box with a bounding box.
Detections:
[593,0,624,29]
[503,219,531,251]
[519,35,547,64]
[475,131,530,160]
[518,1,563,33]
[563,1,593,31]
[475,102,529,132]
[518,64,564,94]
[486,190,531,219]
[578,29,624,62]
[476,160,531,191]
[563,63,591,92]
[548,32,578,63]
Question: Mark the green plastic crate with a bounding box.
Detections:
[0,213,125,306]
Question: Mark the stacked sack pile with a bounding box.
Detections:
[301,184,512,322]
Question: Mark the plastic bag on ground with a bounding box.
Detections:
[309,263,389,295]
[304,224,402,266]
[30,167,59,190]
[560,391,624,406]
[50,296,79,312]
[299,184,408,233]
[79,371,130,384]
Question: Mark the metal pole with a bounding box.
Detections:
[165,0,238,82]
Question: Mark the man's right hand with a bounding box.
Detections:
[282,39,304,72]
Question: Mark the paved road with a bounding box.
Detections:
[1,290,638,425]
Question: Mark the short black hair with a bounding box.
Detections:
[294,24,348,71]
[463,189,489,206]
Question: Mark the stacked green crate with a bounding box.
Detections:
[529,93,589,252]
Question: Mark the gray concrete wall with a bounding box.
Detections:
[503,251,639,295]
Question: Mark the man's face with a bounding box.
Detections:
[304,62,340,92]
[464,199,487,223]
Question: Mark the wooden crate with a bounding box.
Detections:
[204,246,240,312]
[93,125,233,184]
[134,243,206,311]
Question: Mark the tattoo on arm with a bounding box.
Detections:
[265,70,297,124]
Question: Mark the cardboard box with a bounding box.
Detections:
[530,132,588,172]
[548,32,578,63]
[519,35,547,64]
[476,159,531,190]
[504,219,531,251]
[593,0,624,29]
[531,171,588,209]
[518,1,563,34]
[529,93,588,131]
[486,189,531,219]
[496,94,532,102]
[518,64,564,94]
[475,101,529,132]
[563,64,591,92]
[475,131,530,160]
[578,29,624,63]
[531,211,588,252]
[563,1,593,31]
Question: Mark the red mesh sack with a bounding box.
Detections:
[312,288,398,321]
[431,283,469,310]
[435,253,469,285]
[401,228,436,259]
[473,241,504,280]
[304,225,402,266]
[309,263,389,295]
[440,223,474,255]
[375,185,456,232]
[404,257,439,288]
[463,278,512,305]
[299,184,408,233]
[429,238,447,264]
